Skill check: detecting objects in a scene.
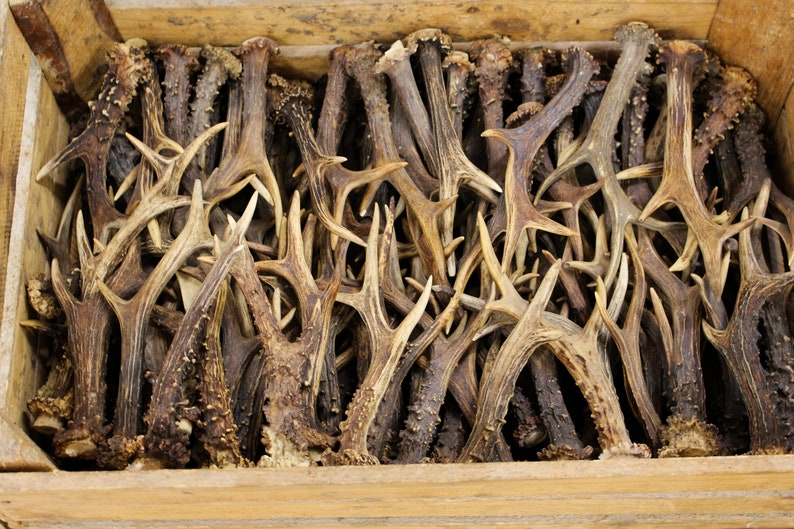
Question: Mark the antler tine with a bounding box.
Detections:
[346,42,455,294]
[96,181,213,468]
[458,260,564,462]
[138,194,254,468]
[640,40,755,298]
[204,37,283,229]
[696,208,792,454]
[595,227,662,447]
[535,23,669,289]
[327,206,434,465]
[36,41,151,239]
[271,75,370,247]
[37,174,84,270]
[484,46,597,270]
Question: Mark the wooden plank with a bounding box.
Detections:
[267,40,638,82]
[0,0,33,338]
[707,0,794,135]
[0,456,792,527]
[0,41,69,447]
[104,0,718,47]
[9,0,121,118]
[0,412,55,471]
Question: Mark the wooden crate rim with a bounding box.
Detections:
[2,455,793,528]
[3,454,794,487]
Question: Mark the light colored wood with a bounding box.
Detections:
[0,412,55,471]
[0,39,69,452]
[0,0,34,337]
[9,0,121,115]
[0,456,792,527]
[707,0,794,140]
[104,0,718,47]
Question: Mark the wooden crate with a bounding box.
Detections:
[0,0,792,526]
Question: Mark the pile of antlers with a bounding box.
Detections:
[25,22,793,469]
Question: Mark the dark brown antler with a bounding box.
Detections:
[640,41,754,298]
[699,209,793,454]
[537,23,666,289]
[458,253,563,462]
[96,182,213,468]
[243,192,344,467]
[205,37,281,220]
[484,46,597,269]
[37,40,151,241]
[138,194,255,468]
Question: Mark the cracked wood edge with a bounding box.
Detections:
[0,0,32,333]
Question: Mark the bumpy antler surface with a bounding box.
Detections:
[25,25,793,470]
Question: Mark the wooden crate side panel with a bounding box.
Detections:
[1,456,793,528]
[267,40,640,83]
[104,0,718,47]
[0,0,34,335]
[707,0,794,141]
[0,50,70,466]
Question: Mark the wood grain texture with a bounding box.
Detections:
[254,40,640,83]
[9,1,86,120]
[708,0,794,197]
[104,0,718,47]
[708,0,794,134]
[0,44,69,449]
[9,0,121,116]
[1,456,792,527]
[0,412,55,471]
[0,0,33,333]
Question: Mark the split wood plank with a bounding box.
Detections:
[0,25,70,469]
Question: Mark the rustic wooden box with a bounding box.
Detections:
[1,0,792,527]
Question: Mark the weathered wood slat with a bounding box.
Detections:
[104,0,718,47]
[0,13,69,465]
[0,0,34,325]
[708,0,794,124]
[260,40,653,82]
[1,456,792,528]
